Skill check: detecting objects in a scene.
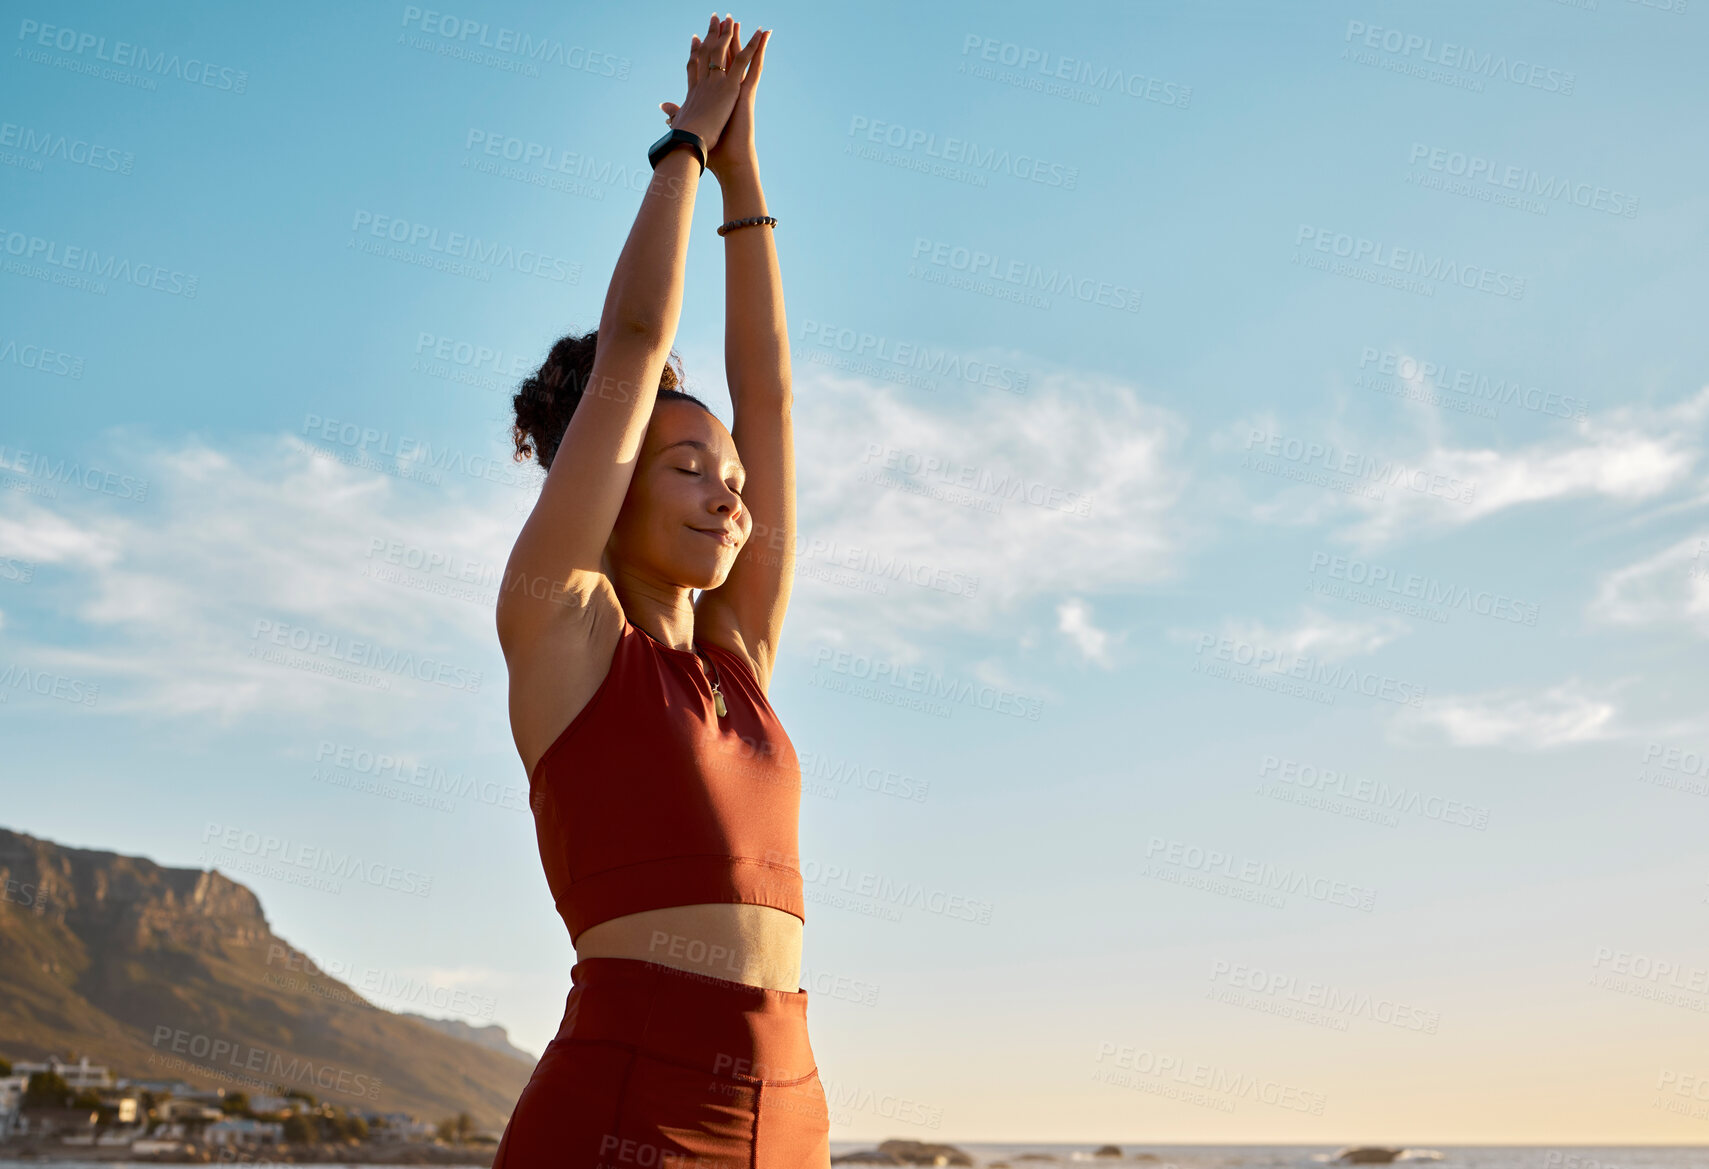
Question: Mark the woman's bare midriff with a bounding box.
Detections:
[574,903,804,991]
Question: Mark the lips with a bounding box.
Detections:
[691,527,738,548]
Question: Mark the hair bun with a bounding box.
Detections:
[510,328,700,473]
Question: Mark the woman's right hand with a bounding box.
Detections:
[661,14,757,156]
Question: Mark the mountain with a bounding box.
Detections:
[399,1014,537,1066]
[0,826,530,1131]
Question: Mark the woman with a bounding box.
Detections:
[491,14,828,1168]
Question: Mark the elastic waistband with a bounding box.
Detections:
[558,957,815,1083]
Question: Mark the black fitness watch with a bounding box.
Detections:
[647,127,708,175]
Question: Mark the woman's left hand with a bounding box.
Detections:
[660,20,770,181]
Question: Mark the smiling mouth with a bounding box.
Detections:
[691,528,738,548]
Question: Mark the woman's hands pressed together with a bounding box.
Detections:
[660,13,771,182]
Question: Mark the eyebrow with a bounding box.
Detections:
[661,438,744,474]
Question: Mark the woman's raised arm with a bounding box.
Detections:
[498,16,754,647]
[689,26,794,691]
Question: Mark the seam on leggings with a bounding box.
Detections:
[750,1079,761,1169]
[757,1065,820,1087]
[610,1045,638,1149]
[612,981,660,1146]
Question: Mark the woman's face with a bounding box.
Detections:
[607,399,750,590]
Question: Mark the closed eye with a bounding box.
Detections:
[680,467,744,495]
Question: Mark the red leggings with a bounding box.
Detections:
[492,957,831,1169]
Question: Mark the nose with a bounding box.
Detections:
[713,481,742,516]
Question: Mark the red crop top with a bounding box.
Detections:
[526,613,806,947]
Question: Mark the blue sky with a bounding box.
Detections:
[5,0,1709,1144]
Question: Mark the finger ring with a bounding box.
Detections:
[708,63,725,71]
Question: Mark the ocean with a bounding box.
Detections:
[824,1149,1709,1169]
[4,1146,1705,1168]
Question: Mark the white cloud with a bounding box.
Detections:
[1214,386,1709,548]
[0,503,123,568]
[1586,531,1709,635]
[785,364,1191,663]
[1393,677,1622,749]
[0,430,527,737]
[1056,597,1114,667]
[1213,606,1411,661]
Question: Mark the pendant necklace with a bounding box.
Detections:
[693,645,728,718]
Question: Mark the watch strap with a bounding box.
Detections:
[648,128,707,175]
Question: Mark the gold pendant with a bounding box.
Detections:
[714,690,728,717]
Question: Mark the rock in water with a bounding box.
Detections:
[1336,1149,1404,1164]
[830,1141,976,1166]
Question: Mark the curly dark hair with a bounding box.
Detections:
[510,328,711,473]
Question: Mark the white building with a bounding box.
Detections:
[244,1092,293,1114]
[205,1117,285,1147]
[156,1098,224,1123]
[10,1055,113,1091]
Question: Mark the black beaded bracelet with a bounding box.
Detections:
[717,215,777,237]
